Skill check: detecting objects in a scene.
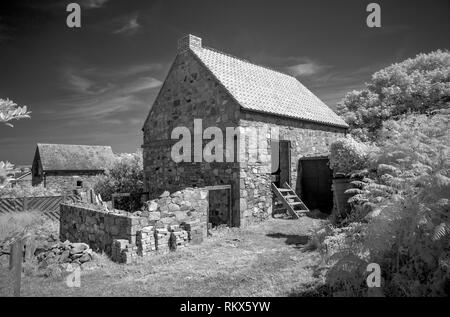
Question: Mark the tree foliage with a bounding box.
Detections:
[0,98,31,188]
[337,50,450,141]
[320,50,450,296]
[0,98,31,127]
[93,151,144,211]
[322,110,450,296]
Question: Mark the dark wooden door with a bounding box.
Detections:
[300,158,333,213]
[279,141,291,186]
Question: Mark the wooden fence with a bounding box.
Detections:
[0,195,79,220]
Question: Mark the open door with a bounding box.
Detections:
[271,140,291,187]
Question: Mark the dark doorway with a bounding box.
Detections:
[271,140,291,187]
[297,157,333,214]
[207,185,232,228]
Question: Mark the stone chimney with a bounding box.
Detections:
[177,34,202,53]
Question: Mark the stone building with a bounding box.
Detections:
[31,143,114,192]
[142,34,348,227]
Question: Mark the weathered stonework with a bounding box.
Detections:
[59,186,218,262]
[42,172,101,193]
[60,204,149,255]
[140,187,209,235]
[142,36,348,227]
[238,110,347,224]
[142,51,241,225]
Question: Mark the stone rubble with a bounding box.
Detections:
[111,239,138,264]
[36,241,94,266]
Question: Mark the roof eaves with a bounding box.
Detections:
[240,108,349,129]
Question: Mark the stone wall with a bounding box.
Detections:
[43,171,101,193]
[60,204,150,255]
[138,187,209,237]
[59,186,226,262]
[142,50,241,226]
[238,110,347,224]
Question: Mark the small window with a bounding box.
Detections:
[76,180,83,187]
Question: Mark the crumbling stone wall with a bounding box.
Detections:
[60,204,150,255]
[140,187,208,235]
[59,187,218,263]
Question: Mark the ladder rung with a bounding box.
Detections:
[278,188,291,192]
[289,202,304,206]
[284,195,297,199]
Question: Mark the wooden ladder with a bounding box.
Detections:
[271,182,309,219]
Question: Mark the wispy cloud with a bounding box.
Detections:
[252,53,386,109]
[284,60,331,77]
[50,62,164,122]
[82,0,109,9]
[113,13,141,36]
[303,63,389,108]
[251,54,331,77]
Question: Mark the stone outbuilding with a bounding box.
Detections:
[31,143,114,192]
[142,34,348,227]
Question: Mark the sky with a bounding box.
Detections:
[0,0,449,164]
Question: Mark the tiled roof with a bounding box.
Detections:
[190,46,349,128]
[36,143,115,171]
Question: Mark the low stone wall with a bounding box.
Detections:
[59,186,224,263]
[60,204,151,255]
[137,187,209,237]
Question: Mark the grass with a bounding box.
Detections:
[0,211,57,242]
[0,213,328,297]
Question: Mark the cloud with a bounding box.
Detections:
[250,54,332,77]
[51,63,164,122]
[284,61,330,77]
[251,53,387,108]
[113,13,141,36]
[82,0,109,9]
[301,63,389,109]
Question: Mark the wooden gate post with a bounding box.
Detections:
[9,239,23,297]
[23,197,28,211]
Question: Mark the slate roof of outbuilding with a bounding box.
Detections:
[36,143,114,171]
[190,46,349,128]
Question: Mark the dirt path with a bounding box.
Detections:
[3,217,326,297]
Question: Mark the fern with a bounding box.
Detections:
[433,223,450,242]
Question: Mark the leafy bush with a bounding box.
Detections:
[329,136,374,177]
[93,150,144,211]
[337,50,450,141]
[321,110,450,296]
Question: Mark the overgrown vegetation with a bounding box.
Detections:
[337,50,450,142]
[93,150,144,211]
[0,211,57,243]
[320,51,450,296]
[329,136,373,177]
